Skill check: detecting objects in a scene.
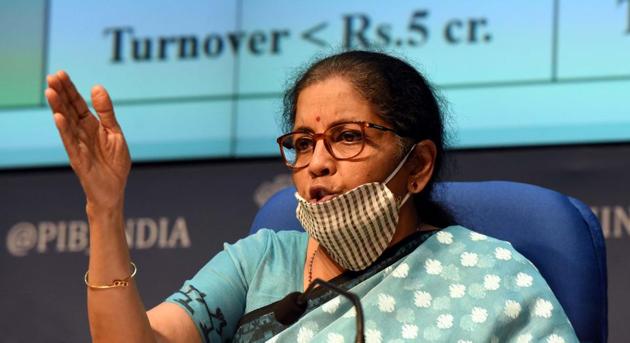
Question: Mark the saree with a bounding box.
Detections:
[232,226,577,343]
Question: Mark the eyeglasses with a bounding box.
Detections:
[276,121,401,169]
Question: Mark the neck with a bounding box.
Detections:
[388,201,421,247]
[304,238,344,290]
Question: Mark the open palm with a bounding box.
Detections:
[45,71,131,208]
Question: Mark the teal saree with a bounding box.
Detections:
[233,226,577,343]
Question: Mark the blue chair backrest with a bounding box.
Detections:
[250,181,608,343]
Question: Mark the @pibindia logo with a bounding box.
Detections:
[5,217,191,257]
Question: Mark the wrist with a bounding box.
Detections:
[85,200,124,218]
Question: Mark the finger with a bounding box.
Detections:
[46,90,81,163]
[45,87,77,131]
[47,72,71,106]
[57,71,91,120]
[52,71,77,116]
[47,73,79,123]
[91,85,121,132]
[52,112,81,161]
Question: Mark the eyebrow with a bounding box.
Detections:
[293,118,362,133]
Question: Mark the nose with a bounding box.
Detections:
[307,139,335,177]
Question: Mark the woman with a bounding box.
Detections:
[45,51,577,342]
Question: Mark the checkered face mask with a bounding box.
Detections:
[295,147,414,271]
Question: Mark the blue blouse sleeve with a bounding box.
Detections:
[165,229,273,343]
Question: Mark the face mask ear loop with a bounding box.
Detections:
[384,144,416,185]
[398,192,411,209]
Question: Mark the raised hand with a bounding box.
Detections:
[45,71,131,209]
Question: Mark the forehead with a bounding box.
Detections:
[294,77,383,130]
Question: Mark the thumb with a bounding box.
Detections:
[91,85,121,132]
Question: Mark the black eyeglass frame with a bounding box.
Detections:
[276,120,404,169]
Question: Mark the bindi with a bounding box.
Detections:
[315,116,320,122]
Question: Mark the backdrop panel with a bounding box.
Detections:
[1,144,628,342]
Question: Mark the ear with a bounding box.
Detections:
[407,140,437,194]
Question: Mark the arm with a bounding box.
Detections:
[45,71,198,343]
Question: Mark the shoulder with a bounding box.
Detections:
[406,226,577,340]
[420,225,548,290]
[226,229,308,255]
[429,225,525,260]
[221,229,308,275]
[188,229,307,283]
[425,225,568,315]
